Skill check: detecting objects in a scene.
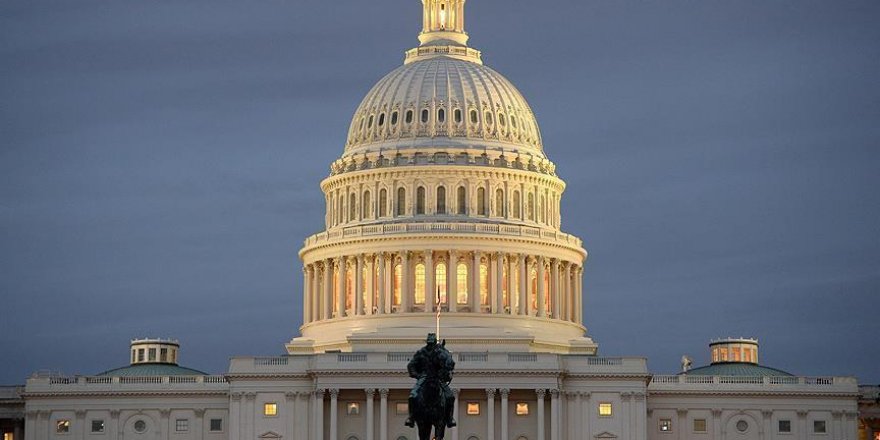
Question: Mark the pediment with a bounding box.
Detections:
[259,432,282,439]
[594,432,618,439]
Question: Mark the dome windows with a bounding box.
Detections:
[367,115,374,129]
[511,115,517,129]
[454,109,462,124]
[499,113,506,127]
[438,108,446,123]
[470,109,478,124]
[484,111,493,125]
[436,186,447,214]
[396,188,406,216]
[477,187,487,216]
[379,189,388,217]
[390,111,399,126]
[378,113,385,127]
[405,109,414,124]
[421,109,430,123]
[457,186,467,215]
[416,186,426,215]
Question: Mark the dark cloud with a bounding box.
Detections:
[1,0,878,384]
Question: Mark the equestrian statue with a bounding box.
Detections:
[405,333,456,440]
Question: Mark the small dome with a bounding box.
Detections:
[684,363,793,377]
[96,337,207,376]
[97,364,207,377]
[344,57,544,157]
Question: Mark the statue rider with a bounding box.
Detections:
[405,333,456,428]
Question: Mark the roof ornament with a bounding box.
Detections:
[681,355,693,373]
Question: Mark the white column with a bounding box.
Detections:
[402,251,412,312]
[337,258,347,317]
[565,263,573,322]
[329,389,338,440]
[507,254,516,314]
[377,253,387,314]
[550,390,559,440]
[311,264,320,322]
[366,255,375,315]
[536,389,546,440]
[285,393,297,440]
[550,260,559,319]
[246,393,256,440]
[313,390,324,440]
[500,389,510,440]
[379,389,389,440]
[451,388,460,440]
[518,254,528,316]
[303,267,311,324]
[323,261,333,320]
[577,267,584,323]
[537,256,546,317]
[471,251,480,312]
[425,250,434,313]
[355,254,364,315]
[492,252,503,313]
[365,389,375,440]
[448,250,457,312]
[566,393,576,440]
[486,389,495,440]
[582,392,591,438]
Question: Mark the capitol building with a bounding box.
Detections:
[11,2,863,440]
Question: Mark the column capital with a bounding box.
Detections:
[329,388,340,398]
[193,409,205,418]
[535,388,546,399]
[315,389,326,398]
[712,408,723,417]
[580,391,591,399]
[452,388,460,397]
[75,410,87,418]
[797,409,809,418]
[357,253,365,263]
[285,391,298,401]
[550,389,560,398]
[485,388,496,398]
[158,409,171,417]
[499,388,510,398]
[676,408,687,416]
[244,392,257,401]
[621,392,633,402]
[762,409,773,418]
[230,392,242,401]
[633,392,646,401]
[365,388,376,398]
[379,388,390,398]
[109,410,120,418]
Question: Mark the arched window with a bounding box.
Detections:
[479,263,489,306]
[457,186,467,215]
[436,263,447,304]
[363,191,371,219]
[378,113,385,127]
[470,109,478,124]
[368,115,374,128]
[527,192,535,221]
[379,189,388,217]
[393,263,402,306]
[495,188,505,217]
[416,186,426,215]
[414,263,426,305]
[477,187,486,216]
[438,108,446,123]
[456,263,468,305]
[454,109,462,124]
[391,111,398,126]
[485,111,493,125]
[540,194,546,223]
[499,113,506,127]
[436,186,447,214]
[349,193,357,221]
[397,188,406,216]
[421,109,429,123]
[513,190,521,218]
[405,110,414,124]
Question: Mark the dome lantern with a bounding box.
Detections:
[709,337,759,365]
[419,0,468,47]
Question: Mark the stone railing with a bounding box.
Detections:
[27,375,229,393]
[304,222,583,249]
[649,375,858,394]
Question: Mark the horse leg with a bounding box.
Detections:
[417,421,432,440]
[435,424,446,440]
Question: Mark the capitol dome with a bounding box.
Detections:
[344,56,545,157]
[289,0,593,356]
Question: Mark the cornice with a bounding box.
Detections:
[21,391,228,399]
[647,390,860,398]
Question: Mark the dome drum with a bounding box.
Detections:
[330,147,558,177]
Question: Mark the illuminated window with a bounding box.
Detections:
[529,267,538,312]
[332,265,339,311]
[456,263,469,305]
[477,187,486,215]
[393,264,402,306]
[719,348,728,361]
[396,188,406,216]
[209,419,223,432]
[436,263,447,304]
[436,186,446,214]
[263,403,277,417]
[501,263,509,308]
[743,348,752,363]
[395,403,408,415]
[479,263,489,305]
[712,348,719,363]
[813,421,826,434]
[659,419,672,432]
[91,420,105,433]
[732,347,741,362]
[415,263,426,305]
[467,402,480,415]
[175,419,188,432]
[778,420,791,433]
[515,402,529,415]
[346,402,360,416]
[598,403,612,417]
[56,420,70,434]
[693,419,707,433]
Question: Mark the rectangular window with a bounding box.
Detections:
[160,348,168,363]
[693,419,707,433]
[466,402,480,415]
[56,420,71,434]
[813,420,826,433]
[659,419,672,432]
[148,348,156,362]
[395,403,408,415]
[346,402,360,416]
[209,419,223,432]
[778,420,791,433]
[137,349,145,362]
[515,402,529,416]
[175,419,188,432]
[91,420,105,433]
[598,403,613,417]
[4,434,12,440]
[263,403,277,417]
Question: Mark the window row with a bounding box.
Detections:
[655,417,827,434]
[352,106,537,140]
[53,418,223,434]
[328,184,560,228]
[131,347,177,364]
